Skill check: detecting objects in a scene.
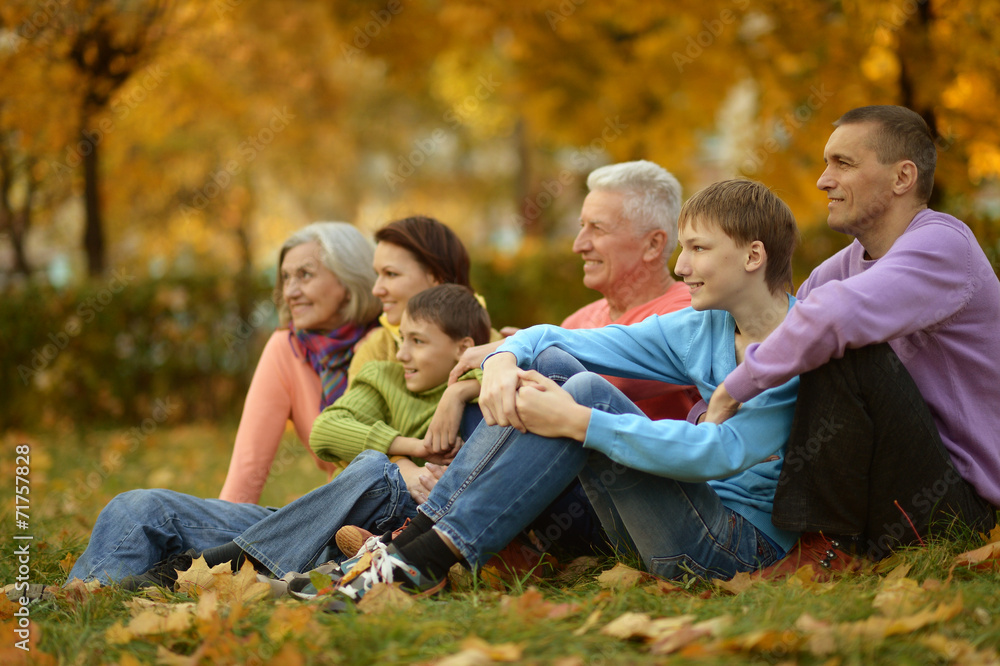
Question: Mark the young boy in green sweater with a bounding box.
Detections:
[65,284,491,589]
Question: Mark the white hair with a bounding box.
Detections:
[586,160,682,252]
[274,222,381,326]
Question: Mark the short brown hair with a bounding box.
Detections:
[834,105,937,203]
[678,180,799,294]
[405,284,491,346]
[374,216,472,289]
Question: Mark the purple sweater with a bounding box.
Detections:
[726,209,1000,507]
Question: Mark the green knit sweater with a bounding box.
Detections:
[309,360,478,464]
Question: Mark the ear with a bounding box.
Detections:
[454,336,475,358]
[744,240,767,275]
[893,160,919,197]
[642,229,668,263]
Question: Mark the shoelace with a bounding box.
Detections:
[359,541,396,592]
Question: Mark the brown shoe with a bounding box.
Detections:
[756,532,867,582]
[335,518,413,558]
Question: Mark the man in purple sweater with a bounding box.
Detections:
[707,105,1000,567]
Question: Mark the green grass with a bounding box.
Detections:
[2,426,999,665]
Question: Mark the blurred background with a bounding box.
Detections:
[3,0,1000,432]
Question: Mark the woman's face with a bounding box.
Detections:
[372,242,440,326]
[281,241,349,331]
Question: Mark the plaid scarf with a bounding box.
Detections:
[292,321,371,410]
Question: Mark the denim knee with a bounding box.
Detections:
[103,489,170,521]
[533,347,587,383]
[562,372,609,405]
[342,449,390,476]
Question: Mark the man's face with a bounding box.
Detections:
[395,312,465,393]
[817,122,898,237]
[572,190,650,296]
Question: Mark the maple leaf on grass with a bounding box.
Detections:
[174,555,228,596]
[952,541,1000,571]
[595,563,655,590]
[356,582,415,615]
[499,587,579,621]
[712,571,758,596]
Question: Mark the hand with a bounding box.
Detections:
[513,369,591,441]
[422,442,461,466]
[416,461,447,498]
[387,435,432,459]
[396,459,430,504]
[705,382,741,424]
[448,340,504,385]
[479,352,526,431]
[499,326,521,337]
[424,384,468,454]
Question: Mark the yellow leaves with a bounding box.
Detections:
[952,540,1000,571]
[175,556,271,604]
[425,636,524,665]
[595,562,656,591]
[499,587,579,621]
[356,582,416,615]
[712,571,758,596]
[600,612,732,656]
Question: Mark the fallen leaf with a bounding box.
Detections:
[572,609,602,636]
[499,587,579,620]
[600,612,656,640]
[58,552,78,574]
[356,583,415,615]
[174,556,229,595]
[554,556,601,584]
[223,560,271,605]
[796,612,836,655]
[458,636,523,661]
[921,633,1000,664]
[596,563,655,590]
[953,541,1000,571]
[981,524,1000,544]
[266,604,319,642]
[649,616,732,656]
[713,571,758,596]
[872,576,925,616]
[719,628,802,656]
[784,566,838,593]
[644,579,687,596]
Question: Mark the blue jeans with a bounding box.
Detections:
[420,348,781,580]
[67,449,417,583]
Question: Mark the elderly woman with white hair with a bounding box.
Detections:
[218,221,381,504]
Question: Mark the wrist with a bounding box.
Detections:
[567,405,591,442]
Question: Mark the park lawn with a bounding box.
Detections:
[2,426,999,665]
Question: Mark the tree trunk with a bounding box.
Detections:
[82,126,105,276]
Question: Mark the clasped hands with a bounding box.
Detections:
[479,352,591,441]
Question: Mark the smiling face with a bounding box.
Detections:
[817,122,898,238]
[674,218,753,312]
[280,241,349,331]
[395,311,468,393]
[372,242,440,326]
[573,190,653,297]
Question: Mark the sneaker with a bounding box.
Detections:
[335,518,413,558]
[755,532,868,582]
[282,561,344,600]
[119,549,196,591]
[336,542,446,602]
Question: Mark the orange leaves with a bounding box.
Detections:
[595,562,656,591]
[953,527,1000,571]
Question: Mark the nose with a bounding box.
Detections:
[816,165,834,191]
[283,277,302,299]
[674,248,691,277]
[372,275,387,297]
[395,342,409,363]
[572,226,591,254]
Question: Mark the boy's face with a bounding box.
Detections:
[675,218,755,312]
[396,312,469,393]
